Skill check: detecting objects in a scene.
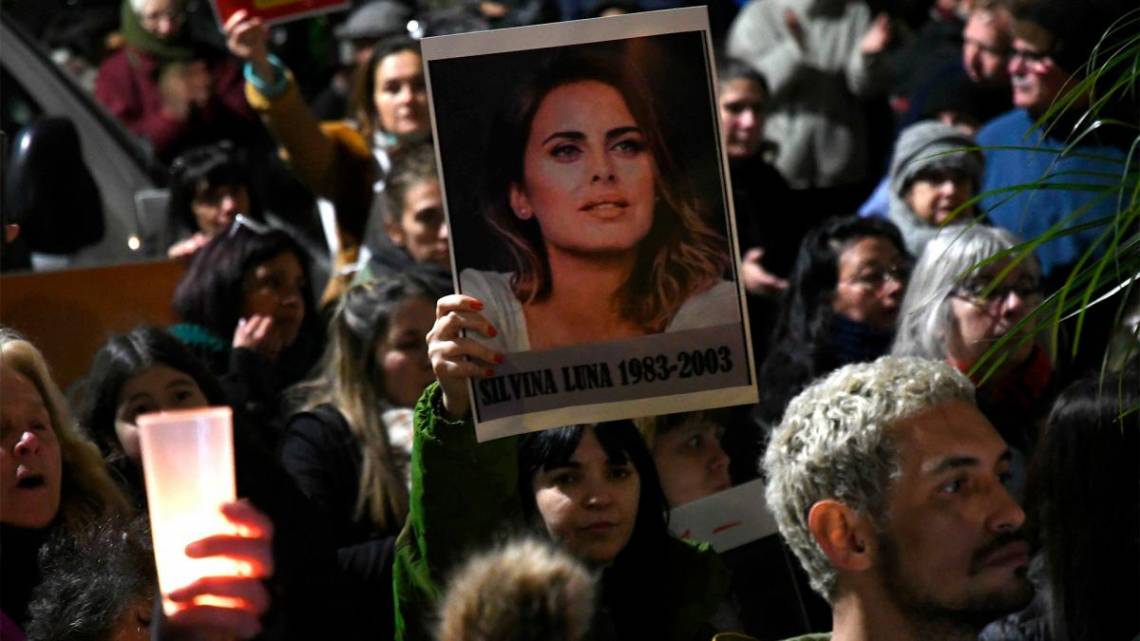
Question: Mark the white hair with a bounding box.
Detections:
[130,0,184,14]
[891,225,1039,360]
[763,356,975,600]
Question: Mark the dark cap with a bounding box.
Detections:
[334,1,413,41]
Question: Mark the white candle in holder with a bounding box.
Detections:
[138,406,241,614]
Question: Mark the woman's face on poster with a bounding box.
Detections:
[509,80,656,258]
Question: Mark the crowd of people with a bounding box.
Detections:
[2,0,1138,639]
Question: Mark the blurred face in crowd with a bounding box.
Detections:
[832,236,907,330]
[373,50,429,137]
[904,166,974,226]
[962,10,1011,86]
[650,414,731,507]
[387,179,450,269]
[532,427,640,566]
[114,365,209,466]
[1008,37,1070,114]
[946,261,1040,369]
[511,81,656,259]
[138,0,186,41]
[876,400,1032,627]
[192,182,249,237]
[374,296,437,408]
[718,77,767,159]
[242,251,306,349]
[0,365,62,528]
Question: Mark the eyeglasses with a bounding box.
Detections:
[842,263,910,289]
[951,277,1041,306]
[1009,47,1051,66]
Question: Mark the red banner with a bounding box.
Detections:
[213,0,349,28]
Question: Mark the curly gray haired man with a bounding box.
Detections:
[764,356,1033,641]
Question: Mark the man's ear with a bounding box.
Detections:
[385,217,406,248]
[4,224,19,244]
[808,499,874,574]
[509,183,533,220]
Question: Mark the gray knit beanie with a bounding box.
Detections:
[889,121,982,200]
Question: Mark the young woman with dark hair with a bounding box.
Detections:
[756,216,909,427]
[392,294,729,641]
[78,326,227,504]
[75,325,358,640]
[170,224,322,441]
[466,50,735,353]
[165,142,261,259]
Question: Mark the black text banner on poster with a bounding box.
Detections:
[421,7,759,441]
[473,325,753,440]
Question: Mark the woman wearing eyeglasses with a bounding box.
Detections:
[892,225,1053,455]
[755,216,910,428]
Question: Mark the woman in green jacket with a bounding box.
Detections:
[393,294,730,640]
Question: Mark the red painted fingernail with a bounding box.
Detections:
[470,300,485,311]
[494,353,504,364]
[484,368,495,377]
[487,325,498,338]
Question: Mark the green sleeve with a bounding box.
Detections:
[393,383,522,641]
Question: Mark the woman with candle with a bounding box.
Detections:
[392,294,730,641]
[78,325,356,639]
[1,328,272,640]
[461,51,737,353]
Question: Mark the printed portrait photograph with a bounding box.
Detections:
[424,10,757,438]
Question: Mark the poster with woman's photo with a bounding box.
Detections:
[423,8,757,440]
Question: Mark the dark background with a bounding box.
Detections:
[427,30,734,274]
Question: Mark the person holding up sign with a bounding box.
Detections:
[463,52,738,354]
[391,294,731,641]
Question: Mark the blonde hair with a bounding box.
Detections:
[437,538,596,641]
[0,328,131,531]
[289,274,443,531]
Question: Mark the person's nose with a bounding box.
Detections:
[999,288,1030,319]
[590,148,617,184]
[709,441,730,474]
[396,83,415,106]
[13,428,42,457]
[985,478,1026,535]
[278,284,302,309]
[1008,52,1026,77]
[963,43,978,70]
[583,479,614,509]
[881,274,904,298]
[220,195,238,217]
[738,109,757,132]
[438,222,449,242]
